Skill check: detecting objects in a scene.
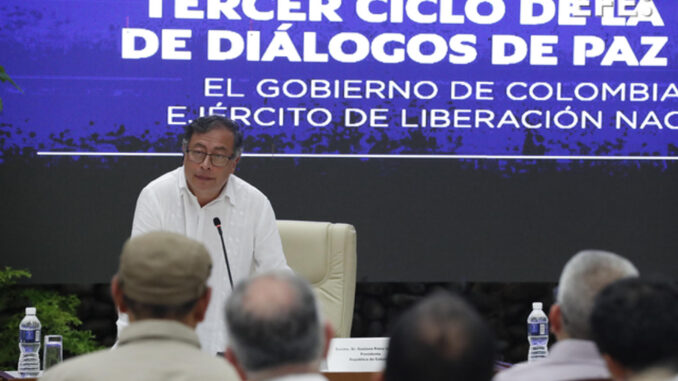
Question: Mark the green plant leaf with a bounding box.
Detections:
[0,267,103,370]
[0,267,31,287]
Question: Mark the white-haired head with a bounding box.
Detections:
[556,250,638,339]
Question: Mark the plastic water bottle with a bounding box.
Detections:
[18,307,41,377]
[527,302,549,361]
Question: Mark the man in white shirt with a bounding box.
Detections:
[493,250,639,381]
[117,115,290,355]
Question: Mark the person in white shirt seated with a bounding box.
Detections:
[117,115,290,355]
[493,250,639,381]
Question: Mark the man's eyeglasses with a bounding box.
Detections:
[185,149,235,167]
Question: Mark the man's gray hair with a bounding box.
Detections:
[556,250,638,339]
[225,271,323,372]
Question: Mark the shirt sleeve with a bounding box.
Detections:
[117,186,160,344]
[252,197,291,274]
[131,186,162,237]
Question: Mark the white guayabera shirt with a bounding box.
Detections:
[116,167,290,355]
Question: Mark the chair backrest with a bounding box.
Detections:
[277,220,357,338]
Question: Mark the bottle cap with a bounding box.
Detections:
[26,307,36,315]
[532,302,543,310]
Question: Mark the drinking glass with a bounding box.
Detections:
[43,335,63,370]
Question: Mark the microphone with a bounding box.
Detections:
[213,217,234,289]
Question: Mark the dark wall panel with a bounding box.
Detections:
[3,156,676,283]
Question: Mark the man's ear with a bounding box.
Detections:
[111,275,128,313]
[322,321,335,360]
[232,156,241,171]
[602,353,630,381]
[225,348,248,380]
[193,287,212,323]
[549,304,562,336]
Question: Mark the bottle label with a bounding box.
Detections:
[20,329,40,343]
[527,323,547,335]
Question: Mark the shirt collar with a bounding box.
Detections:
[548,339,605,362]
[118,320,201,349]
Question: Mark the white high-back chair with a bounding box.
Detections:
[277,220,357,337]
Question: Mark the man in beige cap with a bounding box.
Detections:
[41,231,240,381]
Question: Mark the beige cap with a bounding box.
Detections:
[118,231,212,305]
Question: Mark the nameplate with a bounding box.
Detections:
[325,337,389,372]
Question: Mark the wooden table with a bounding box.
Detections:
[0,371,37,380]
[1,370,377,381]
[324,372,377,381]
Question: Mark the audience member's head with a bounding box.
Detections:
[224,271,332,381]
[551,250,638,340]
[591,278,678,380]
[111,231,213,327]
[381,291,496,381]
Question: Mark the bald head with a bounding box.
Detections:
[240,275,298,319]
[383,292,495,381]
[225,271,323,374]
